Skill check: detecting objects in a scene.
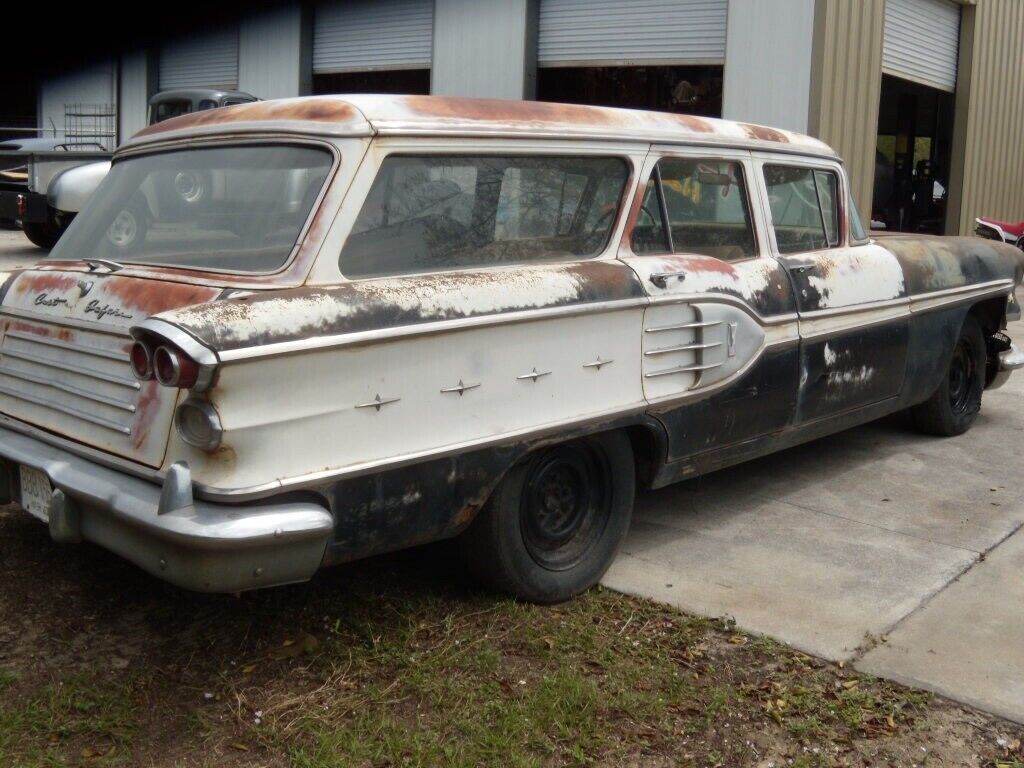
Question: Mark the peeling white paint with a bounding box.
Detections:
[805,244,905,309]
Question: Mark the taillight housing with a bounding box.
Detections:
[130,323,217,392]
[153,345,199,389]
[130,340,153,380]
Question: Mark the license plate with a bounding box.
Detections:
[19,465,51,522]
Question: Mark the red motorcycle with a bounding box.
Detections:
[975,216,1024,250]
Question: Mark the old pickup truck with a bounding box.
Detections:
[1,96,1021,602]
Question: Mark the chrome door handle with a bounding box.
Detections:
[649,271,687,288]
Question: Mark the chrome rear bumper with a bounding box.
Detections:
[989,342,1024,390]
[0,426,333,592]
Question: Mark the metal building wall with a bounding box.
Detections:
[432,0,538,99]
[722,0,816,134]
[808,0,887,228]
[239,6,311,99]
[38,61,117,146]
[947,0,1024,234]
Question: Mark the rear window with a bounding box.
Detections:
[340,155,629,278]
[49,144,333,273]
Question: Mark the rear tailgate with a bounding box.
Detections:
[0,270,221,467]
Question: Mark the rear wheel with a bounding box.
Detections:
[911,314,986,436]
[460,432,634,604]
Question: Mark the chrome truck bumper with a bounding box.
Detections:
[989,342,1024,390]
[0,426,334,592]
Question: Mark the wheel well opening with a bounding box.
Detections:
[625,425,660,490]
[969,296,1008,338]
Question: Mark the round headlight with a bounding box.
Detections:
[175,398,222,451]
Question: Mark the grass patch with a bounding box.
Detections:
[0,674,139,767]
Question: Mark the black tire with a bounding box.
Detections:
[911,313,986,436]
[22,219,63,249]
[460,431,635,604]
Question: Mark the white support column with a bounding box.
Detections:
[239,5,311,100]
[119,51,153,143]
[431,0,538,99]
[722,0,816,133]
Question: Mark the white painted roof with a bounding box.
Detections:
[122,94,837,158]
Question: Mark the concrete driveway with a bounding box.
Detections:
[606,315,1024,724]
[0,229,49,270]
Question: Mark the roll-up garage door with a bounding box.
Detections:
[159,29,239,90]
[313,0,434,73]
[883,0,960,91]
[538,0,728,67]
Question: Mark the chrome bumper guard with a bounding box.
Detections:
[0,426,334,592]
[989,342,1024,390]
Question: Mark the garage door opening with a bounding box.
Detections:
[537,65,722,117]
[873,74,956,234]
[313,69,430,96]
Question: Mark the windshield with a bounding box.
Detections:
[50,144,333,273]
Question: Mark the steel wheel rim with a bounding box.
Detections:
[948,339,976,414]
[107,209,137,247]
[520,443,611,571]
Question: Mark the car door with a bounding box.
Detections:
[618,146,801,464]
[753,154,909,424]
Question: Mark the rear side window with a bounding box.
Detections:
[340,155,629,278]
[763,165,840,254]
[632,158,757,261]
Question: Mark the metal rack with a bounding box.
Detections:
[63,104,116,149]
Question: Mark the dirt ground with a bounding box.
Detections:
[2,505,1023,768]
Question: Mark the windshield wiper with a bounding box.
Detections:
[84,258,125,273]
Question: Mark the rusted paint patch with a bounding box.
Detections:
[135,98,358,138]
[158,261,646,352]
[739,123,791,144]
[5,271,221,328]
[101,276,221,316]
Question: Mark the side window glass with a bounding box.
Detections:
[814,170,839,246]
[632,158,756,260]
[848,191,869,243]
[763,165,840,254]
[340,155,629,278]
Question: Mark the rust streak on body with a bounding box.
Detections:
[739,124,791,144]
[136,98,357,138]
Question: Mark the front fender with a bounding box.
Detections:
[47,160,111,214]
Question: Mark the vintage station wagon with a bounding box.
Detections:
[1,96,1021,602]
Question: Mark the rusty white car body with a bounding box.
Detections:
[1,95,1021,599]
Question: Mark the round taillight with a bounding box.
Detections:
[153,346,180,386]
[154,345,200,389]
[130,341,153,380]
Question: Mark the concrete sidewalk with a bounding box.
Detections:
[605,319,1024,723]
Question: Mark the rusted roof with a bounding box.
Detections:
[122,94,836,157]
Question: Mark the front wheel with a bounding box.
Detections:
[460,432,635,604]
[22,214,66,249]
[911,314,986,436]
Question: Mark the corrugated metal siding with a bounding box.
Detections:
[538,0,727,66]
[432,0,532,99]
[883,0,960,92]
[239,6,306,99]
[809,0,886,228]
[313,0,434,73]
[159,29,239,90]
[951,1,1024,234]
